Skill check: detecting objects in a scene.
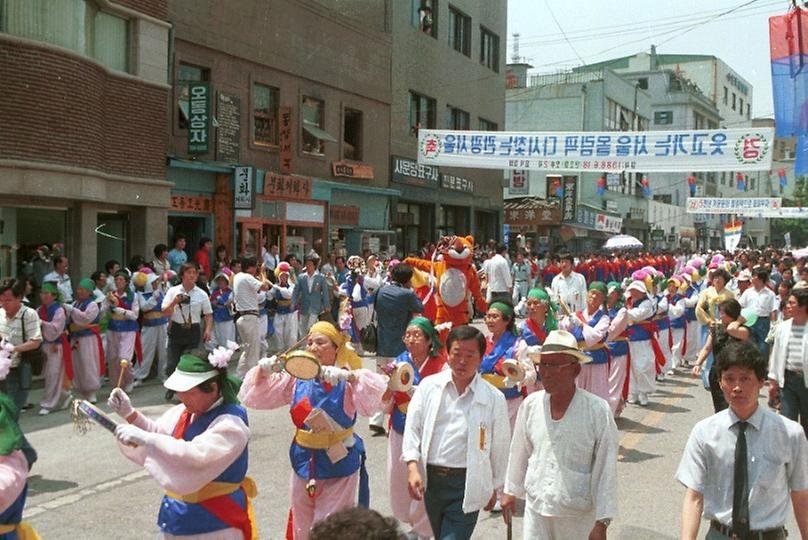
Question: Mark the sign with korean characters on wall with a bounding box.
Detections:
[188,82,210,154]
[233,167,254,209]
[264,172,312,201]
[686,197,781,214]
[417,128,774,172]
[561,176,577,223]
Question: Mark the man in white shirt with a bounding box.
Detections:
[403,325,510,540]
[551,253,587,313]
[262,243,280,272]
[739,268,777,357]
[485,244,512,304]
[502,330,618,539]
[232,255,271,378]
[769,288,808,437]
[161,262,213,400]
[42,255,73,303]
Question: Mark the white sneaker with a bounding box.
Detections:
[639,393,649,406]
[88,393,97,404]
[38,408,50,416]
[627,394,639,405]
[131,379,143,389]
[124,383,134,393]
[58,393,73,411]
[666,369,675,376]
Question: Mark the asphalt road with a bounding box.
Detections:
[17,333,800,539]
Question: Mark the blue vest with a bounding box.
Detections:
[158,403,249,536]
[519,320,546,347]
[107,292,139,332]
[273,284,294,315]
[570,310,609,364]
[344,276,369,309]
[669,294,687,329]
[211,289,234,323]
[627,298,654,342]
[69,298,99,338]
[39,303,63,344]
[289,380,363,480]
[0,481,26,540]
[684,289,697,322]
[607,306,629,357]
[480,332,521,399]
[655,295,670,331]
[390,351,427,435]
[140,292,168,327]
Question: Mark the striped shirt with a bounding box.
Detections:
[786,322,806,373]
[0,305,43,368]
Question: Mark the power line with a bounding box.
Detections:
[656,0,765,47]
[543,0,586,65]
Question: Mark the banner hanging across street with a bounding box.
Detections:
[737,207,808,219]
[686,197,782,214]
[417,128,774,173]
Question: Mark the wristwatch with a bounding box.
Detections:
[597,518,612,528]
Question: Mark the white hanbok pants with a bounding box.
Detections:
[135,323,167,381]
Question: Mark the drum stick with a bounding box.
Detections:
[116,359,128,389]
[278,335,309,359]
[558,297,573,317]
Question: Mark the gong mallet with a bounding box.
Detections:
[116,359,129,389]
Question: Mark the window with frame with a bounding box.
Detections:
[480,26,499,72]
[723,86,728,104]
[739,98,744,116]
[253,83,279,147]
[479,118,498,131]
[637,77,648,90]
[0,0,129,72]
[301,96,326,155]
[654,111,673,125]
[447,106,469,130]
[178,63,209,130]
[746,104,751,119]
[411,0,437,38]
[343,108,362,161]
[732,93,736,111]
[447,5,470,56]
[409,91,436,135]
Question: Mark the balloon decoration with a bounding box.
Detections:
[736,172,746,192]
[597,176,606,196]
[779,168,788,188]
[687,175,696,196]
[641,176,651,198]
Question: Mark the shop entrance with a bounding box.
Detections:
[0,206,68,282]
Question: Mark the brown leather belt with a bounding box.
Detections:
[427,465,467,477]
[710,520,787,540]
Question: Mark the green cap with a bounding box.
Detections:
[164,353,242,404]
[78,278,96,293]
[588,281,608,297]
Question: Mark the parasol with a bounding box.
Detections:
[603,234,643,250]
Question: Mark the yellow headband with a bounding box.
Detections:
[308,321,362,370]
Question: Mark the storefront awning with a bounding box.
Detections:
[313,178,401,197]
[303,124,338,143]
[168,157,233,173]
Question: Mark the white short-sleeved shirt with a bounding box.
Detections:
[161,284,212,325]
[0,305,43,367]
[676,405,808,530]
[232,272,262,312]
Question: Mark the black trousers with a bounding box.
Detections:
[167,323,202,377]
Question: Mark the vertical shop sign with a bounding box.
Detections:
[188,82,210,154]
[561,176,577,222]
[234,166,254,209]
[279,106,294,174]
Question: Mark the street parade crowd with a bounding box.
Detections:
[0,236,807,539]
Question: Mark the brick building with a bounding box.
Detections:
[166,0,395,260]
[0,0,170,281]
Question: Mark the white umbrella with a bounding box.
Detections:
[603,234,643,250]
[792,247,808,260]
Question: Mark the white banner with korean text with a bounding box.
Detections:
[737,207,808,219]
[417,128,774,172]
[686,198,782,214]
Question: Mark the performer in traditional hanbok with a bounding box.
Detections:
[64,278,104,402]
[678,272,701,365]
[663,276,687,375]
[210,272,236,350]
[605,282,629,416]
[480,301,531,427]
[0,353,40,539]
[105,271,140,392]
[134,273,168,384]
[610,280,660,407]
[383,317,446,540]
[271,265,298,352]
[108,348,255,539]
[238,321,386,540]
[559,282,611,403]
[36,283,72,415]
[514,288,556,393]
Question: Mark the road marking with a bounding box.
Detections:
[618,379,693,459]
[26,469,149,518]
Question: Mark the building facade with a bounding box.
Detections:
[0,0,170,281]
[168,0,395,261]
[390,0,506,255]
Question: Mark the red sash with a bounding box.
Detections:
[525,318,547,344]
[60,334,74,380]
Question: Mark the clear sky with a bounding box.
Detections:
[507,0,790,118]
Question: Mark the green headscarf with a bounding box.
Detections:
[78,278,95,293]
[0,394,23,456]
[606,281,622,294]
[588,281,608,297]
[489,301,519,335]
[41,282,63,304]
[176,354,243,405]
[407,316,441,356]
[526,288,558,331]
